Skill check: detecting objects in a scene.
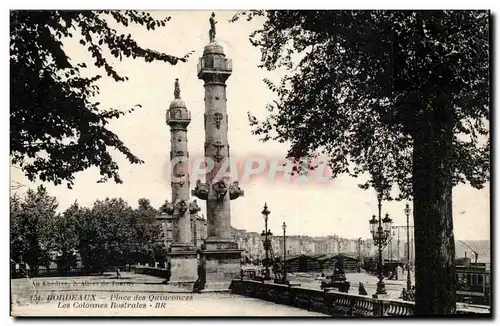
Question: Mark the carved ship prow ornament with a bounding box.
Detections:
[229,181,244,200]
[192,179,209,200]
[189,199,201,214]
[175,199,188,216]
[212,179,228,200]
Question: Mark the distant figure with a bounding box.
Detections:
[358,282,368,295]
[321,273,325,277]
[193,263,206,293]
[162,260,171,284]
[116,267,122,279]
[193,267,203,293]
[408,286,416,301]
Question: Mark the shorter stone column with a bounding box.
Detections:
[165,79,198,290]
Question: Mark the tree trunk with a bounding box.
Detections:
[412,96,456,315]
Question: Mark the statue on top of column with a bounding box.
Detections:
[174,78,181,99]
[209,12,217,42]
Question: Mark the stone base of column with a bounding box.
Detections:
[168,243,198,292]
[201,238,242,292]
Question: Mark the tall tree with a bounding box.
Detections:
[10,194,25,266]
[53,203,80,271]
[10,11,192,188]
[74,198,136,271]
[232,10,490,315]
[10,186,59,272]
[100,198,136,267]
[132,198,161,265]
[73,205,103,273]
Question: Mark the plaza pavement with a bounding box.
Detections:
[11,272,326,317]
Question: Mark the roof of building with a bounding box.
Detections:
[316,254,335,262]
[284,254,307,261]
[316,253,359,262]
[284,254,323,262]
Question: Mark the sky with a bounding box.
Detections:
[9,10,491,241]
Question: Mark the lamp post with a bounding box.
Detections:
[357,237,362,272]
[404,203,412,291]
[396,227,400,264]
[389,232,393,264]
[260,229,272,280]
[369,193,393,297]
[261,203,271,280]
[282,222,287,281]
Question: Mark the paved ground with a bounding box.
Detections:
[11,273,326,317]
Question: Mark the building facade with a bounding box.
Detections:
[157,213,207,250]
[230,229,383,261]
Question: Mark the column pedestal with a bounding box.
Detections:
[168,244,198,291]
[201,238,242,292]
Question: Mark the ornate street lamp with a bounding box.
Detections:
[404,203,412,291]
[261,203,272,280]
[369,215,378,234]
[260,229,273,280]
[369,194,393,298]
[282,222,287,281]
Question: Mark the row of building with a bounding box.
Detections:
[156,213,416,263]
[234,231,415,263]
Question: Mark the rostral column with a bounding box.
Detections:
[192,12,244,291]
[165,78,200,289]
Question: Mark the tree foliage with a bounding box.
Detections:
[10,10,192,188]
[131,198,161,265]
[232,10,490,315]
[10,186,58,270]
[233,10,489,198]
[52,205,79,270]
[71,197,163,270]
[11,187,163,273]
[10,194,25,264]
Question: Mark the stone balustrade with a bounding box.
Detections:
[229,280,490,317]
[197,57,232,74]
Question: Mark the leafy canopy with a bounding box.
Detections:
[10,186,58,268]
[11,186,163,270]
[11,11,192,188]
[232,10,489,199]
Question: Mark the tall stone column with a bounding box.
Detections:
[202,61,233,240]
[166,79,198,289]
[192,13,244,291]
